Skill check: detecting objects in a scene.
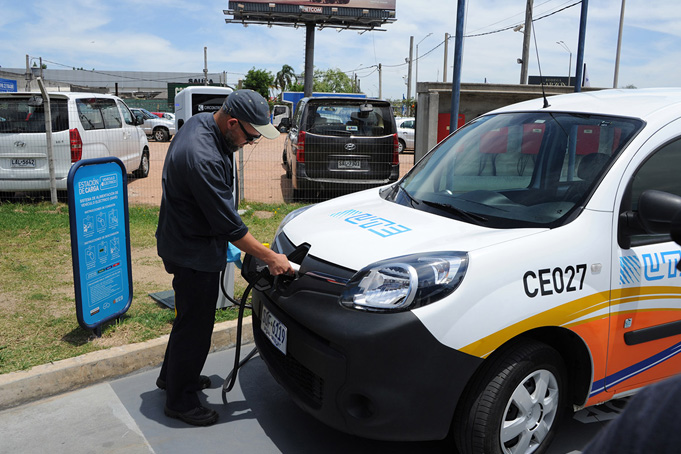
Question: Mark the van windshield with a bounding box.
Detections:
[303,102,394,137]
[0,97,69,133]
[388,112,643,228]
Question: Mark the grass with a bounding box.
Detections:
[0,201,305,375]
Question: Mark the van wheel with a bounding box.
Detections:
[282,150,291,178]
[453,339,566,454]
[153,128,169,142]
[134,150,150,178]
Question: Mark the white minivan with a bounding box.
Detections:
[246,88,681,454]
[0,92,149,195]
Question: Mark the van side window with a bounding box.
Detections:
[118,101,135,126]
[77,98,121,130]
[630,138,681,210]
[292,102,304,129]
[624,138,681,245]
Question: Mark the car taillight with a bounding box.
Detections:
[392,133,399,165]
[70,128,83,163]
[296,130,306,163]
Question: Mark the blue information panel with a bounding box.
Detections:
[67,158,133,331]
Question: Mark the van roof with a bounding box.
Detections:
[491,88,681,121]
[0,92,122,100]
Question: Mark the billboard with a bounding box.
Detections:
[237,0,395,8]
[226,0,396,30]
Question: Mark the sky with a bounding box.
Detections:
[1,0,680,101]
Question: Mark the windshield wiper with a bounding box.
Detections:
[399,185,420,207]
[422,200,488,223]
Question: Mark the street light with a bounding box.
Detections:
[557,41,572,87]
[415,32,433,98]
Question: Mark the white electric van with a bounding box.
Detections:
[173,86,232,131]
[0,92,149,195]
[246,88,681,454]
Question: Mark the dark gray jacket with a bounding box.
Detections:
[156,113,247,272]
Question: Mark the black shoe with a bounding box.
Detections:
[164,405,219,426]
[156,375,211,390]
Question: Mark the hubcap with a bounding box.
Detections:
[500,369,559,454]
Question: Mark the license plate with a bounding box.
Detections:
[261,305,287,355]
[11,159,36,168]
[338,159,361,169]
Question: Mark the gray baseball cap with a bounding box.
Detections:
[222,89,279,140]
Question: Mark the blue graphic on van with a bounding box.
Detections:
[619,250,681,285]
[330,209,411,238]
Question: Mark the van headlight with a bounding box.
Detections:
[339,252,468,312]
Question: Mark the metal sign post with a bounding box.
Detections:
[67,157,133,336]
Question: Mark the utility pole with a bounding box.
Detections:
[613,0,626,88]
[443,33,449,82]
[378,63,382,99]
[406,36,413,109]
[574,0,588,92]
[203,47,208,86]
[519,0,533,84]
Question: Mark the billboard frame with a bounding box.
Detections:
[224,1,396,31]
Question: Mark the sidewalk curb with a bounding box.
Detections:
[0,317,253,411]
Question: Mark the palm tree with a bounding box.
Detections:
[275,65,296,93]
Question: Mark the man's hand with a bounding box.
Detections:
[232,232,294,276]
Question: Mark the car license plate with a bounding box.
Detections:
[11,159,36,168]
[338,159,361,169]
[261,305,287,355]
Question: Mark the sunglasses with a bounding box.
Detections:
[237,120,261,143]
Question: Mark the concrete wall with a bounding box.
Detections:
[414,82,601,160]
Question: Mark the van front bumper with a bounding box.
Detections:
[250,269,483,441]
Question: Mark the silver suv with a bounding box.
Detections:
[131,107,175,142]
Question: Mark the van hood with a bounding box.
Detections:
[282,188,543,271]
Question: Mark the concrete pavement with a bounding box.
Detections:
[0,318,252,411]
[0,316,615,454]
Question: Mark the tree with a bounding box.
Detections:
[275,64,296,93]
[295,68,356,94]
[313,68,354,93]
[242,68,275,100]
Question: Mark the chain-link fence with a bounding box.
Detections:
[0,94,416,207]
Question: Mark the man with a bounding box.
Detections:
[155,89,292,426]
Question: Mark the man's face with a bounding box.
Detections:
[225,118,260,150]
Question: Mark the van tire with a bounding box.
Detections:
[153,128,170,142]
[134,149,150,178]
[453,339,566,454]
[282,150,291,178]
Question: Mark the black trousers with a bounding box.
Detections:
[159,261,219,412]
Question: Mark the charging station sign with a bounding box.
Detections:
[67,158,132,332]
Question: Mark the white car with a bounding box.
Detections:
[0,92,149,194]
[395,116,415,153]
[130,107,175,142]
[245,88,681,454]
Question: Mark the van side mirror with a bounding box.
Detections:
[134,114,145,126]
[280,118,291,129]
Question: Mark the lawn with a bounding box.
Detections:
[0,201,304,375]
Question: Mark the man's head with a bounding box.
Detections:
[220,89,279,147]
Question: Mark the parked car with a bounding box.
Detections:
[247,88,681,454]
[282,97,399,199]
[0,92,149,195]
[152,112,175,122]
[395,116,415,153]
[130,107,175,142]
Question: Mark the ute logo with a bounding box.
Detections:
[329,209,411,238]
